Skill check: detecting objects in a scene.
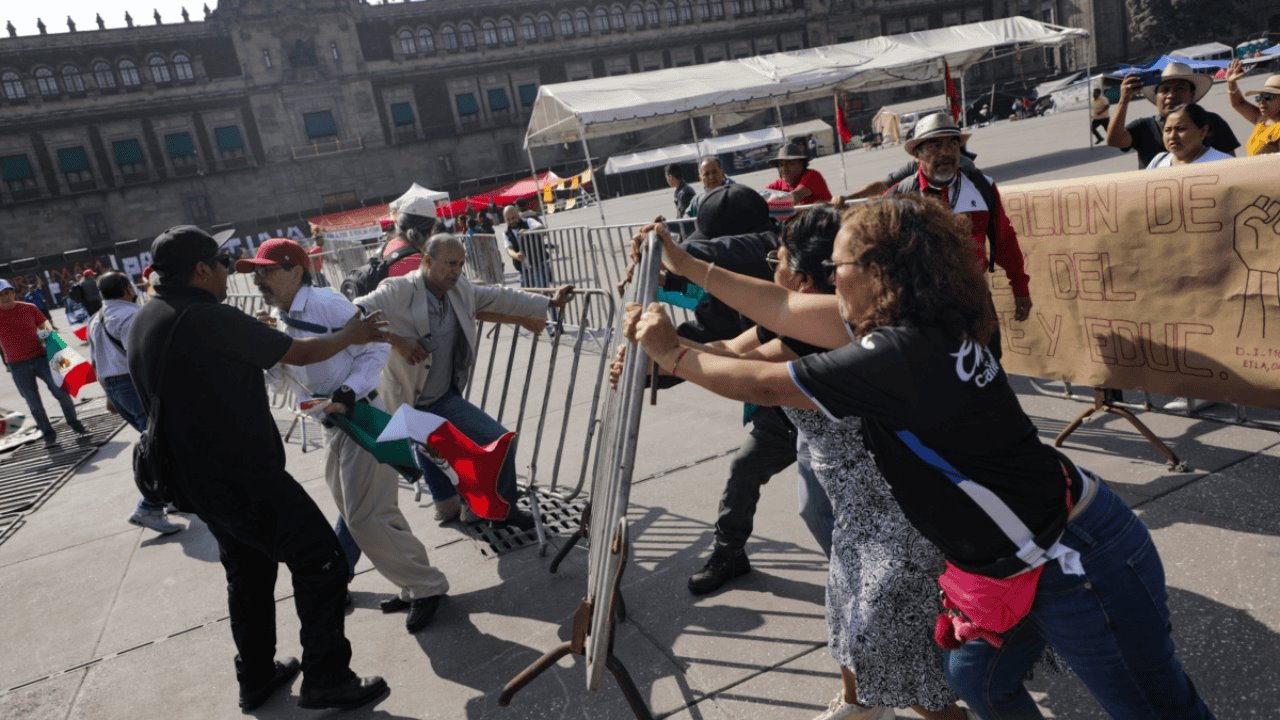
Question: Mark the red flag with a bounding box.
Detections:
[944,60,962,122]
[834,96,854,144]
[72,325,89,342]
[419,421,514,521]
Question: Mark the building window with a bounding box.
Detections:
[92,62,115,90]
[58,147,94,188]
[149,56,171,84]
[481,21,498,46]
[0,154,37,193]
[487,88,510,118]
[455,93,479,124]
[537,14,554,39]
[165,132,198,173]
[2,71,26,100]
[678,1,693,22]
[521,17,537,41]
[119,60,141,87]
[303,111,338,140]
[610,5,626,29]
[963,8,983,22]
[398,29,416,55]
[83,213,111,245]
[501,142,518,165]
[908,14,928,30]
[62,65,85,93]
[710,0,724,18]
[574,10,590,34]
[646,2,661,25]
[518,83,539,108]
[694,0,709,20]
[459,22,476,49]
[727,0,740,16]
[593,7,609,32]
[559,13,574,36]
[214,126,246,162]
[663,1,677,23]
[34,68,59,97]
[441,26,458,50]
[112,139,148,179]
[498,19,516,44]
[418,28,435,52]
[390,102,416,127]
[885,17,907,34]
[743,0,755,13]
[173,53,194,80]
[184,194,214,225]
[321,190,358,212]
[629,4,645,27]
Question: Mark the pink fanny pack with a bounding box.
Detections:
[933,562,1044,649]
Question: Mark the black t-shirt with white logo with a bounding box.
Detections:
[789,325,1071,575]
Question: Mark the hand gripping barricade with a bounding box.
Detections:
[498,231,663,720]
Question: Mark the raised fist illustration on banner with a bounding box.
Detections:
[1234,195,1280,337]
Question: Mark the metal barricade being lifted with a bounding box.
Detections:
[499,231,663,719]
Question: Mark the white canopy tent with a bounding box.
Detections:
[602,120,833,175]
[525,17,1088,148]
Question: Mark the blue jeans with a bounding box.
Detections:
[413,389,519,512]
[795,432,833,559]
[102,375,165,513]
[10,355,80,437]
[944,481,1214,719]
[334,516,360,580]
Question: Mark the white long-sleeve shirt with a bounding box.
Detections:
[267,285,389,399]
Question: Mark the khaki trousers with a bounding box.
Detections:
[324,425,449,600]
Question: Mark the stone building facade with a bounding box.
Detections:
[0,0,1101,266]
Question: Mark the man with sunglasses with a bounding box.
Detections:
[238,238,449,636]
[128,226,392,712]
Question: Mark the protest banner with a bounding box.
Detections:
[990,155,1280,408]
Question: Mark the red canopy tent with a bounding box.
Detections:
[434,170,563,217]
[307,205,393,242]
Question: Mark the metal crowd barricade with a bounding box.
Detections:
[499,232,662,720]
[587,218,698,326]
[462,288,617,502]
[461,233,506,285]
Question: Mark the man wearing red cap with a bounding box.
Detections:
[71,268,103,316]
[238,238,449,635]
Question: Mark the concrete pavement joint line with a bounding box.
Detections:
[632,447,739,485]
[1127,436,1280,512]
[653,642,827,719]
[0,525,143,572]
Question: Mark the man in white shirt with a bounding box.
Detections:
[238,239,449,634]
[86,272,183,534]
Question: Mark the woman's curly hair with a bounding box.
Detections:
[840,195,995,343]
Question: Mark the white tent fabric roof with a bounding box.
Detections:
[526,16,1087,147]
[602,121,833,174]
[1170,42,1234,59]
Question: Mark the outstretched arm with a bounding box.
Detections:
[1105,75,1142,150]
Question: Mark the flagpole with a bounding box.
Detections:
[834,91,848,193]
[959,71,968,128]
[775,103,787,144]
[526,146,550,227]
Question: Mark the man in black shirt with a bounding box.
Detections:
[127,225,391,712]
[1106,61,1239,168]
[666,163,696,218]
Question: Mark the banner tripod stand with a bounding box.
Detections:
[1054,387,1189,471]
[499,519,652,720]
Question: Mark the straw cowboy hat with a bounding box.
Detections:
[904,112,972,155]
[766,140,810,166]
[1244,74,1280,98]
[1141,61,1213,104]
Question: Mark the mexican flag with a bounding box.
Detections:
[378,405,514,520]
[45,331,96,398]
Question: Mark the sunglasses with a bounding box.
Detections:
[252,263,293,278]
[202,251,232,270]
[1257,93,1277,102]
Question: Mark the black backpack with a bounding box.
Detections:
[339,244,420,299]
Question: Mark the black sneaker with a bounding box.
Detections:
[489,509,536,532]
[687,553,751,595]
[68,421,90,436]
[238,657,300,712]
[42,433,58,449]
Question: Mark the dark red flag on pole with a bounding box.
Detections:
[834,95,853,144]
[944,60,962,122]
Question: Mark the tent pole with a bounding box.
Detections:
[689,117,702,156]
[834,91,848,193]
[1085,62,1093,150]
[775,103,787,144]
[526,146,550,227]
[580,135,608,225]
[959,71,968,128]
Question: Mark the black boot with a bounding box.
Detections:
[298,674,389,710]
[687,552,751,595]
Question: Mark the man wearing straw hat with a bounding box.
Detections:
[764,140,832,203]
[1105,60,1240,168]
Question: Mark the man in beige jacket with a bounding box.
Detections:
[354,233,573,528]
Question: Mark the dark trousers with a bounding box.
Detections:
[713,406,797,555]
[196,473,352,688]
[1091,117,1108,143]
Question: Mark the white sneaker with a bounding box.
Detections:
[128,509,182,535]
[813,695,894,720]
[1163,397,1211,413]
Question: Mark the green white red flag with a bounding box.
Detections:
[44,331,96,398]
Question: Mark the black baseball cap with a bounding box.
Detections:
[687,184,771,242]
[150,225,235,275]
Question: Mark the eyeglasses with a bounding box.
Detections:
[252,263,293,278]
[764,249,781,270]
[1257,93,1277,102]
[821,259,861,284]
[202,252,232,270]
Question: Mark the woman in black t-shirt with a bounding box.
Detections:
[624,197,1214,719]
